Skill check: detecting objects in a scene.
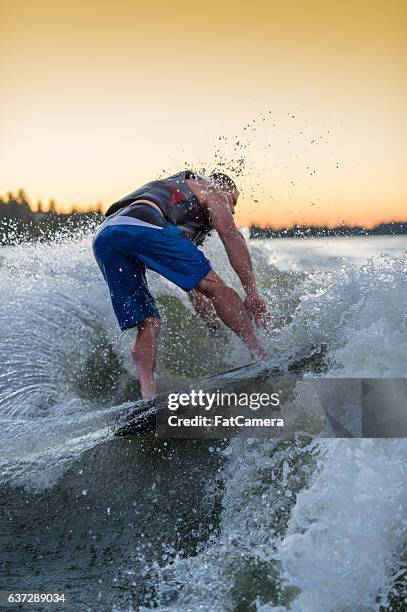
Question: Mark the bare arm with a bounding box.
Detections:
[205,191,269,325]
[206,192,256,292]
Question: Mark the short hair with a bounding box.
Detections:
[209,172,238,194]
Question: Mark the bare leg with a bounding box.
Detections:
[188,289,220,332]
[195,271,267,360]
[131,316,161,399]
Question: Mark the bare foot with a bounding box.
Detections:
[248,339,269,361]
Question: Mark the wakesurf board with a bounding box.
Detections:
[112,345,327,437]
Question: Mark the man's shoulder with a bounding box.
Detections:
[186,177,210,208]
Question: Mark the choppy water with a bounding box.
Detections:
[0,233,406,611]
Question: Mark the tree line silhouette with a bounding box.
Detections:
[0,189,103,244]
[1,189,406,245]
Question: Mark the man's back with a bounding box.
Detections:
[104,171,213,245]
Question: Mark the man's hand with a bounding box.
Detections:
[244,289,270,327]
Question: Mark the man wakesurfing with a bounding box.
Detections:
[93,170,269,398]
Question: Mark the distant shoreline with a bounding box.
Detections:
[0,209,103,245]
[1,192,406,244]
[249,222,407,239]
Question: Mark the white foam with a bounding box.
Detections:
[1,234,406,610]
[277,439,407,611]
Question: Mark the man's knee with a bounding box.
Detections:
[195,270,227,298]
[132,317,160,363]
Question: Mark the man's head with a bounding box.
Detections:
[209,172,239,214]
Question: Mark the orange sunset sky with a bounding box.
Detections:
[1,0,406,227]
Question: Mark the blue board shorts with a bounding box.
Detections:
[92,217,212,330]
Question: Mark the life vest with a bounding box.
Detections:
[104,171,213,245]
